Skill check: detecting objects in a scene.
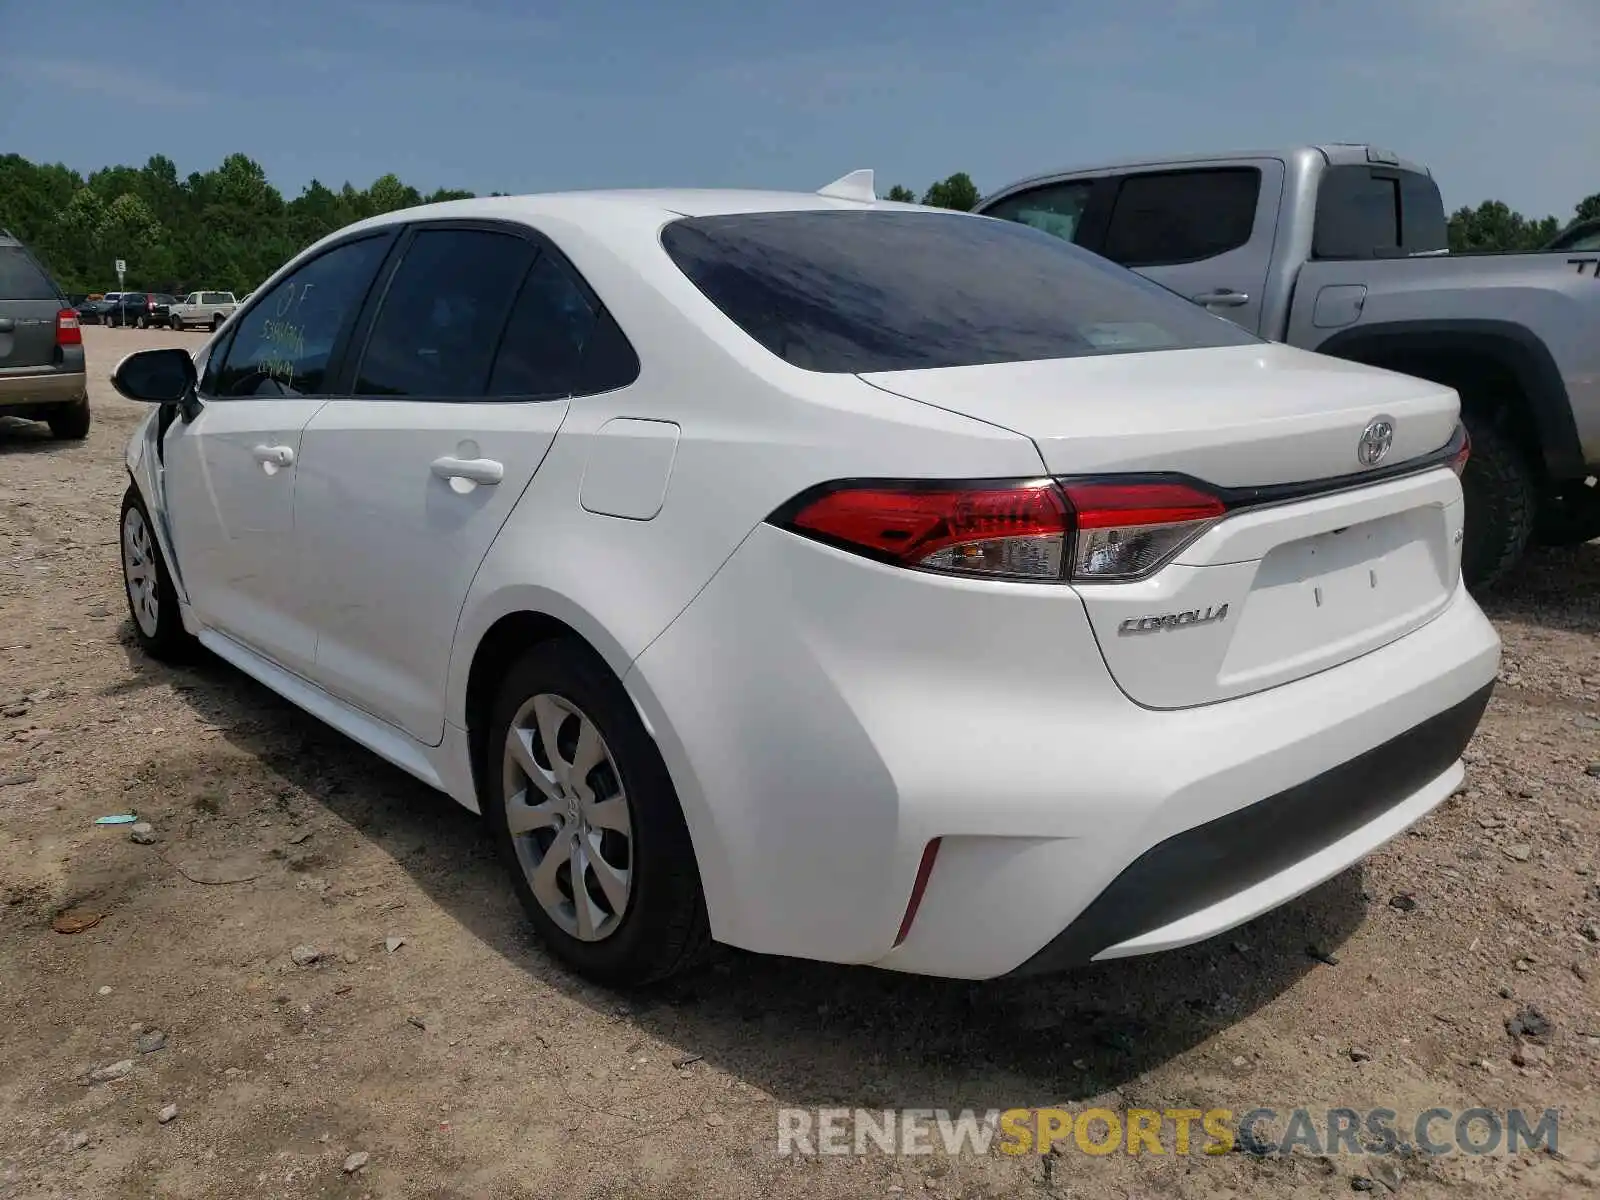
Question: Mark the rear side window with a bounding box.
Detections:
[201,291,229,304]
[1313,167,1447,259]
[355,229,535,398]
[660,209,1258,374]
[0,245,61,301]
[980,180,1095,244]
[209,234,390,398]
[487,253,599,396]
[1100,168,1262,267]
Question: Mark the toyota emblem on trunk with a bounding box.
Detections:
[1357,417,1395,467]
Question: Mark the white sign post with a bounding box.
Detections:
[114,259,126,289]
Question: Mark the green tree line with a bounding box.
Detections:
[0,152,1593,296]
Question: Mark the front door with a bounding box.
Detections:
[296,224,595,743]
[162,232,395,674]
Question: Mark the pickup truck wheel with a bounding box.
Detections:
[46,398,91,440]
[1459,416,1535,589]
[210,315,222,332]
[1534,481,1600,547]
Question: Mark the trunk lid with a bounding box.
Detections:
[862,343,1466,709]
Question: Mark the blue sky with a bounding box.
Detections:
[1,0,1593,219]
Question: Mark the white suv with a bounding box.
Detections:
[111,183,1500,987]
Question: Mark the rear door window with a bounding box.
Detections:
[660,209,1258,374]
[1100,168,1262,267]
[354,228,535,398]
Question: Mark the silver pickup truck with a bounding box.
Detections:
[976,145,1600,586]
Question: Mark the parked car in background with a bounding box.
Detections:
[0,228,90,438]
[1546,218,1600,253]
[977,145,1600,582]
[111,183,1496,987]
[105,292,180,328]
[167,290,238,331]
[77,292,126,325]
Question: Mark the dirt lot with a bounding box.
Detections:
[1,326,1597,1199]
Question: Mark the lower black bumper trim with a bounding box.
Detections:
[1008,681,1494,976]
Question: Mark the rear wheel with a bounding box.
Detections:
[120,485,193,661]
[1459,415,1536,589]
[483,638,711,987]
[210,315,222,332]
[46,398,90,440]
[1534,480,1600,547]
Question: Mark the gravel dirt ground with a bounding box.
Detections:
[1,326,1597,1199]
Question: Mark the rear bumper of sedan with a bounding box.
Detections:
[625,523,1500,980]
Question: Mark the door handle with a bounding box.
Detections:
[251,444,295,468]
[1193,289,1249,308]
[431,455,504,486]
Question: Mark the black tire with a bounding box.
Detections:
[483,638,711,988]
[46,397,91,440]
[119,485,194,662]
[1459,415,1536,589]
[1533,481,1600,547]
[210,315,222,332]
[170,315,184,330]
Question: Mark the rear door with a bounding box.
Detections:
[296,221,599,744]
[0,237,64,372]
[1093,163,1284,334]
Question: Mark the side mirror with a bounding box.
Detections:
[112,348,196,405]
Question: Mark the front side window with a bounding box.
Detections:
[660,209,1259,375]
[1101,168,1262,267]
[208,235,390,398]
[980,180,1095,245]
[355,229,535,398]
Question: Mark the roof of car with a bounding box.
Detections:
[337,187,927,236]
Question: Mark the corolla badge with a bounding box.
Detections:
[1357,416,1395,467]
[1117,604,1229,636]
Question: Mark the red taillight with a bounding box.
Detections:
[55,310,81,346]
[1450,427,1471,477]
[1057,480,1226,580]
[784,479,1072,580]
[776,477,1225,583]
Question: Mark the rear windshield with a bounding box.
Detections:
[659,209,1259,374]
[1313,166,1448,260]
[0,244,61,302]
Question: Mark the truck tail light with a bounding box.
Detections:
[770,477,1226,583]
[55,310,81,346]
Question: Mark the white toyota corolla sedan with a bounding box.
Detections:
[112,174,1500,987]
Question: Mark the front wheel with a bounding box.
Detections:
[483,639,711,987]
[1459,416,1536,589]
[120,486,194,662]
